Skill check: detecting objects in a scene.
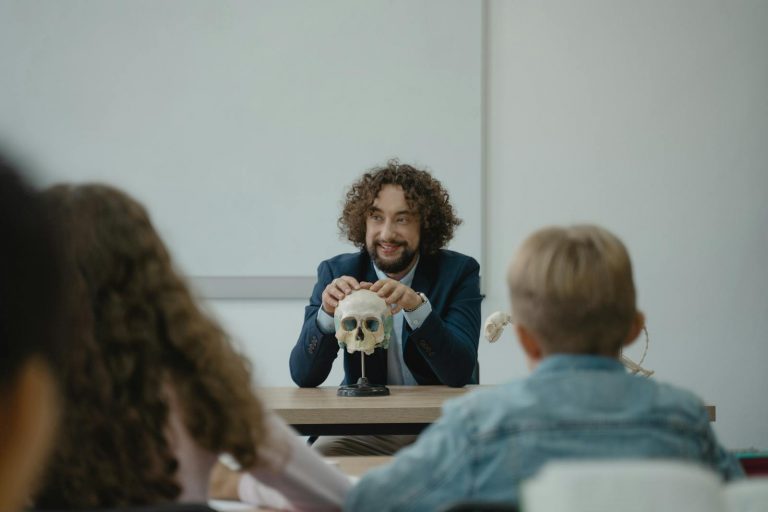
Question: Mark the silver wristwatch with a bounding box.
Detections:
[404,292,428,312]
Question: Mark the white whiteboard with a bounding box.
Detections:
[0,0,483,283]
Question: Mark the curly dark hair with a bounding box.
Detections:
[34,184,266,509]
[338,160,462,255]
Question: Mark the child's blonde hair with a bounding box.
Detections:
[507,225,637,356]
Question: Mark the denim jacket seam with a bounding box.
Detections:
[474,417,708,443]
[390,413,475,507]
[391,454,468,506]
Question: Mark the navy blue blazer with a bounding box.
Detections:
[289,249,482,388]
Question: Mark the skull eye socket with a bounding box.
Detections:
[364,318,380,331]
[341,318,358,331]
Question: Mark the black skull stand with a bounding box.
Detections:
[337,350,390,397]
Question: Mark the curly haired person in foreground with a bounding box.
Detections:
[34,184,351,511]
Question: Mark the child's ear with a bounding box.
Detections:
[515,324,543,364]
[623,311,646,348]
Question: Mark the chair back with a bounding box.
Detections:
[521,459,726,512]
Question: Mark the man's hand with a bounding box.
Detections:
[370,279,423,314]
[321,276,372,315]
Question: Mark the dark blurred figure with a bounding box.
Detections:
[0,152,65,511]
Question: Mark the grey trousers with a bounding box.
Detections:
[312,435,419,456]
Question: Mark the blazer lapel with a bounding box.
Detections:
[358,251,379,285]
[411,251,436,296]
[357,251,389,383]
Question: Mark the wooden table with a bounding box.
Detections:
[261,385,717,436]
[261,385,481,436]
[328,456,393,477]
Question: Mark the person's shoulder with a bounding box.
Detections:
[644,378,710,424]
[449,383,517,408]
[320,251,367,271]
[443,381,527,428]
[430,249,480,269]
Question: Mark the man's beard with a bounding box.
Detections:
[367,241,418,275]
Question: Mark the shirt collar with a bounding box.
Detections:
[532,354,626,377]
[372,255,419,287]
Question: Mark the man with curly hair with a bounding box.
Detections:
[289,160,482,455]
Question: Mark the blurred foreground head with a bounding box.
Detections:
[35,183,264,508]
[0,153,64,512]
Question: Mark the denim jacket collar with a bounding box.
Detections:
[532,354,626,378]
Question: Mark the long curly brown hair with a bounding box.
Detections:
[338,160,462,255]
[34,184,266,508]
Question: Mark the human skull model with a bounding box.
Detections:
[334,289,393,355]
[482,311,654,377]
[483,311,513,342]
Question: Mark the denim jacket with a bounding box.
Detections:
[344,355,744,511]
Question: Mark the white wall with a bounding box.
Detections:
[482,0,768,449]
[204,299,346,387]
[0,0,482,278]
[203,0,768,451]
[2,0,766,450]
